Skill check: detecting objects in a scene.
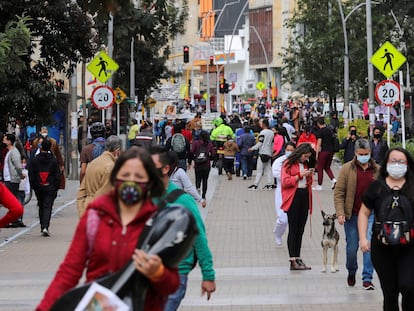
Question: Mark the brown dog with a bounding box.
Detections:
[321,210,340,273]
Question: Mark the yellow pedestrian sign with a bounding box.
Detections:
[114,87,127,104]
[256,81,266,91]
[87,51,119,83]
[371,41,406,78]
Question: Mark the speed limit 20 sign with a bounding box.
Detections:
[375,80,400,107]
[91,85,115,110]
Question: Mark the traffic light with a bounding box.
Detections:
[55,79,64,91]
[224,82,229,93]
[219,82,225,93]
[183,45,189,63]
[188,79,191,87]
[209,55,214,66]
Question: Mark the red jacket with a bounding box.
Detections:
[280,161,313,214]
[0,182,23,228]
[36,191,179,311]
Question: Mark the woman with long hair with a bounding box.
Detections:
[359,147,414,310]
[281,143,316,270]
[36,146,179,311]
[190,130,215,200]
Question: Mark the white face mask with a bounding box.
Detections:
[386,163,407,179]
[40,133,47,138]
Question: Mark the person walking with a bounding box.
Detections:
[127,118,139,147]
[314,117,337,191]
[334,138,379,290]
[281,143,316,270]
[238,125,256,180]
[150,146,216,311]
[190,130,215,200]
[79,122,106,183]
[169,151,207,208]
[359,147,414,310]
[0,182,24,228]
[36,146,178,311]
[370,126,388,164]
[76,135,122,217]
[2,133,25,227]
[272,141,296,246]
[222,135,239,180]
[247,118,274,190]
[28,139,61,236]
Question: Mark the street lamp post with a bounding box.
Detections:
[250,25,271,105]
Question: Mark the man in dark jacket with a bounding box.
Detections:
[340,125,359,163]
[28,139,60,236]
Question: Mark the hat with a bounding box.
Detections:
[29,133,36,141]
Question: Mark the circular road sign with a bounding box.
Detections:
[91,85,115,110]
[375,80,400,107]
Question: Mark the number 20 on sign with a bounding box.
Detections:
[374,80,400,107]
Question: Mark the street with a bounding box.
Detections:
[0,166,383,310]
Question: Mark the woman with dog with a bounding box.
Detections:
[281,143,316,270]
[334,138,379,290]
[272,141,296,247]
[359,147,414,310]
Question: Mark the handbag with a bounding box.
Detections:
[259,154,271,163]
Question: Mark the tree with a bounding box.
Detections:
[0,0,97,125]
[281,0,399,106]
[82,0,189,103]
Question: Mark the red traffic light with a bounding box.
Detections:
[219,83,225,93]
[209,55,214,66]
[183,45,189,63]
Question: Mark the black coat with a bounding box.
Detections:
[28,152,60,193]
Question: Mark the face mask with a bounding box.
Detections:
[386,163,407,179]
[357,154,370,164]
[41,133,47,138]
[285,151,292,157]
[115,180,149,205]
[374,134,381,139]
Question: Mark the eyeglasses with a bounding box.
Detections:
[388,159,407,164]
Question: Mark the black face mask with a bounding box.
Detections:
[115,180,149,205]
[374,133,382,139]
[350,130,356,136]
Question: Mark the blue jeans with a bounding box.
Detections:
[344,213,374,282]
[164,274,188,311]
[240,154,253,177]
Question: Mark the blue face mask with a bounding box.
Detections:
[357,154,370,164]
[285,151,292,157]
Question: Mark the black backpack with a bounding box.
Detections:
[374,187,414,246]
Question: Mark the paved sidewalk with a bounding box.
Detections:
[0,165,383,310]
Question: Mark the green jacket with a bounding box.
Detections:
[153,182,215,280]
[210,124,234,142]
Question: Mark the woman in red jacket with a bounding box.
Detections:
[36,146,179,311]
[281,143,316,271]
[0,182,24,228]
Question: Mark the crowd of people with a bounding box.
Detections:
[1,102,413,310]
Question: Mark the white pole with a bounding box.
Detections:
[387,105,391,147]
[399,70,406,148]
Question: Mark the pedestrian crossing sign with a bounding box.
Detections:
[115,87,127,104]
[371,41,406,78]
[87,51,119,83]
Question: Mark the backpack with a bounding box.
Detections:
[331,130,340,153]
[171,133,186,154]
[195,143,208,164]
[374,187,414,246]
[92,141,105,159]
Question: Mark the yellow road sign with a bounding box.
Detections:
[87,51,119,83]
[114,87,127,104]
[256,81,266,91]
[371,41,406,78]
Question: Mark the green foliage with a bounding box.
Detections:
[281,0,408,101]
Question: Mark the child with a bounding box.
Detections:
[223,135,239,180]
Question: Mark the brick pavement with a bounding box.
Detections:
[0,164,384,310]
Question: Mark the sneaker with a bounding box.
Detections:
[196,188,201,194]
[42,228,50,237]
[313,185,323,191]
[347,274,356,287]
[331,178,337,190]
[362,281,375,290]
[262,185,273,190]
[275,236,283,247]
[248,184,258,190]
[243,175,247,180]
